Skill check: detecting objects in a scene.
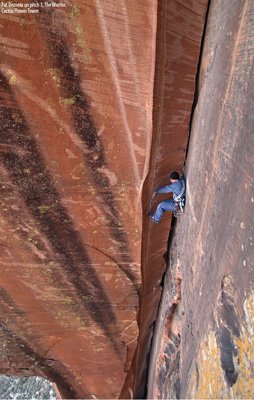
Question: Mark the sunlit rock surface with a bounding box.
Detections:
[0,2,157,398]
[147,0,254,398]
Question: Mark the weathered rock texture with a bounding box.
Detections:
[148,0,254,398]
[0,375,58,400]
[0,2,157,398]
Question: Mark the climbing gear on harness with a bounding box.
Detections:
[173,178,186,213]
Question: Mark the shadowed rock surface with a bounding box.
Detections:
[147,0,254,398]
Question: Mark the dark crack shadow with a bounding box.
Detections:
[216,275,240,387]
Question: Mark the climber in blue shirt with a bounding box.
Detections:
[149,171,185,222]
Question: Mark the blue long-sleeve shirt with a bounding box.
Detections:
[155,178,185,201]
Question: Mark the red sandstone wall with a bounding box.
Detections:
[147,0,254,398]
[0,2,157,398]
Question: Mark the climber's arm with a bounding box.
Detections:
[155,183,174,195]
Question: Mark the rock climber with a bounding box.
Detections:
[149,171,186,223]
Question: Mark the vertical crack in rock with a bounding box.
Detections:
[184,0,212,170]
[141,1,211,398]
[146,224,182,399]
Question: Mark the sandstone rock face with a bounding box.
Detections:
[148,0,254,398]
[0,2,157,398]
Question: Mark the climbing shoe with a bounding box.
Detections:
[149,214,160,223]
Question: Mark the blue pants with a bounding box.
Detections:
[153,199,175,222]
